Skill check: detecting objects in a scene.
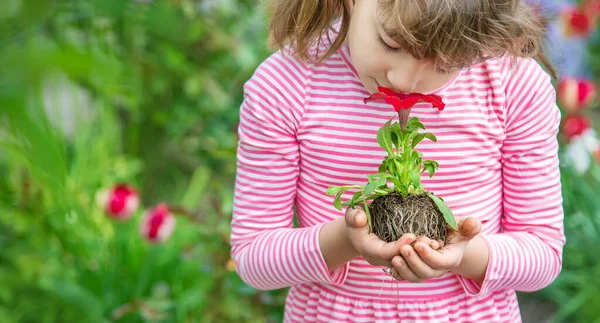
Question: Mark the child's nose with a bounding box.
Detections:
[386,69,419,93]
[386,58,428,93]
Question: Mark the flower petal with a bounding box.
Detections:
[364,92,388,104]
[397,97,421,110]
[377,87,398,96]
[383,96,403,112]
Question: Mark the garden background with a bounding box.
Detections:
[1,0,599,322]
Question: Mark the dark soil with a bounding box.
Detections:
[370,192,447,243]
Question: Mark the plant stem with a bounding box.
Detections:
[361,188,373,233]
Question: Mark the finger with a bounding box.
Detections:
[391,255,423,283]
[398,233,418,247]
[413,241,457,270]
[386,267,405,281]
[437,239,445,249]
[415,236,439,250]
[457,217,482,240]
[358,233,416,266]
[446,217,481,244]
[400,244,437,280]
[345,207,367,228]
[415,236,432,246]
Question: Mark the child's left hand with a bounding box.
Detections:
[389,217,482,283]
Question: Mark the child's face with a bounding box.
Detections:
[347,0,459,94]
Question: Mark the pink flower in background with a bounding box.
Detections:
[562,115,592,141]
[557,76,596,112]
[96,184,140,220]
[140,203,176,243]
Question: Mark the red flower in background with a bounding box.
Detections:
[561,8,594,37]
[562,115,592,141]
[140,203,176,243]
[96,184,140,220]
[557,77,596,112]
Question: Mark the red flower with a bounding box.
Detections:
[96,184,140,220]
[140,203,176,243]
[562,115,591,141]
[364,87,445,130]
[557,77,596,112]
[561,8,594,37]
[364,87,445,112]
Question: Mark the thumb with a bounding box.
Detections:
[457,217,481,240]
[345,206,368,229]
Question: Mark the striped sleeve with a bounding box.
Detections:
[230,52,349,291]
[458,58,565,296]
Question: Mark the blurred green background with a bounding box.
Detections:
[1,0,599,322]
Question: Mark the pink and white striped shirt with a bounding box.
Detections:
[230,42,565,322]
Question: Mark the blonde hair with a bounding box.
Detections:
[268,0,556,79]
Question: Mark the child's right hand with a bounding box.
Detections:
[344,206,418,267]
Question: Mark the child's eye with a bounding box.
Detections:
[377,36,401,53]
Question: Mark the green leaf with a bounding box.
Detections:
[423,160,439,178]
[390,123,401,149]
[412,150,421,162]
[378,159,388,174]
[349,191,364,209]
[332,187,353,210]
[393,159,403,176]
[429,194,457,231]
[388,159,396,175]
[411,133,427,148]
[424,163,436,178]
[377,119,394,155]
[409,170,421,188]
[409,130,418,141]
[387,177,402,189]
[407,117,425,130]
[425,132,437,142]
[326,186,343,196]
[365,176,388,195]
[364,181,376,196]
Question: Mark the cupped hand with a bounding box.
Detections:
[344,206,440,267]
[388,217,482,283]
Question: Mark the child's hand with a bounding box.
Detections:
[345,206,419,267]
[389,217,482,283]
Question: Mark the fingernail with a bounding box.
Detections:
[403,249,410,257]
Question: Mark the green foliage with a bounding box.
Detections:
[0,0,598,321]
[0,0,287,322]
[327,116,457,232]
[519,17,600,323]
[528,160,600,323]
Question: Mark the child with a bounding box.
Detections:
[230,0,565,322]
